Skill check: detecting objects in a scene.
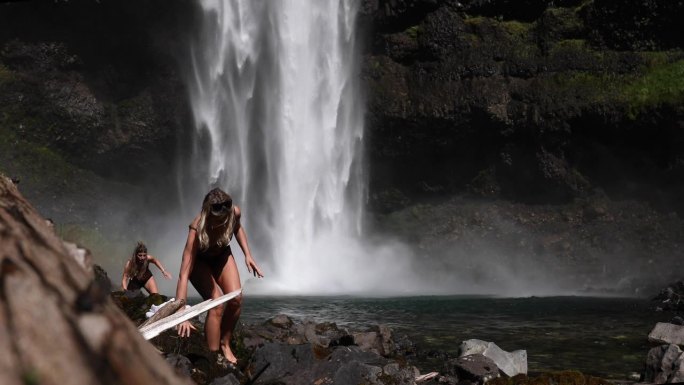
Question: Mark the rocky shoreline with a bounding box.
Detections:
[114,289,618,385]
[111,286,679,385]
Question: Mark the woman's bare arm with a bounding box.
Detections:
[149,255,172,279]
[121,260,131,290]
[176,216,200,337]
[233,206,264,278]
[175,217,199,302]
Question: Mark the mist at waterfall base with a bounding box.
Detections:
[115,1,643,298]
[136,1,613,298]
[156,0,552,297]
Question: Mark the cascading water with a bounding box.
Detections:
[185,0,416,294]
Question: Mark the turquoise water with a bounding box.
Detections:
[236,295,666,379]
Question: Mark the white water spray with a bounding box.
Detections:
[186,0,418,294]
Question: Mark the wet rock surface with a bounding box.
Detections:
[104,298,638,385]
[123,312,422,385]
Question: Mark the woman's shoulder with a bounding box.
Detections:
[233,205,241,217]
[189,215,201,230]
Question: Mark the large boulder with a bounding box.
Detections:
[445,354,500,384]
[644,344,684,384]
[0,174,192,385]
[458,339,527,377]
[649,323,684,346]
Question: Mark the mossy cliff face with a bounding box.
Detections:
[0,0,197,270]
[0,0,194,206]
[360,0,684,212]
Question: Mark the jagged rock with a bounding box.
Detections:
[653,281,684,311]
[250,342,416,385]
[0,174,192,385]
[644,344,683,384]
[445,354,500,384]
[63,241,93,273]
[166,353,193,377]
[458,339,527,377]
[352,325,397,357]
[269,314,294,329]
[649,323,684,346]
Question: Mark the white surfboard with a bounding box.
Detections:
[139,288,242,340]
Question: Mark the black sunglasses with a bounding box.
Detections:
[210,201,232,214]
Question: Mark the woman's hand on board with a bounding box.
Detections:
[176,320,197,337]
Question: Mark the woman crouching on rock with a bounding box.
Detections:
[122,241,172,294]
[175,187,264,367]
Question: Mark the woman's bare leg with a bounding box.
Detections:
[215,255,242,364]
[189,260,223,352]
[144,276,159,294]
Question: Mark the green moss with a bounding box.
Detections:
[552,39,587,51]
[58,223,126,258]
[501,20,534,37]
[622,59,684,115]
[574,0,594,13]
[547,39,608,68]
[544,71,626,104]
[464,16,486,26]
[404,25,421,40]
[538,57,684,117]
[638,51,676,67]
[0,122,73,185]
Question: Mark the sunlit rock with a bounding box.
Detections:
[458,339,528,377]
[649,323,684,345]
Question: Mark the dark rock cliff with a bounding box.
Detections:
[360,0,684,213]
[0,0,195,219]
[357,0,684,292]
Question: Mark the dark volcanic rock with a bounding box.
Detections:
[361,0,684,292]
[109,310,422,385]
[445,354,499,384]
[362,0,684,218]
[0,0,196,242]
[250,343,416,385]
[653,281,684,312]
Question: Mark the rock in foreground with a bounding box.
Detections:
[0,175,192,385]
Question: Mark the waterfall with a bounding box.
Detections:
[184,0,411,294]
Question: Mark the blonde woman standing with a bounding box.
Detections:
[175,188,264,367]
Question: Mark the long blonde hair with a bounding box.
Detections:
[196,188,236,251]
